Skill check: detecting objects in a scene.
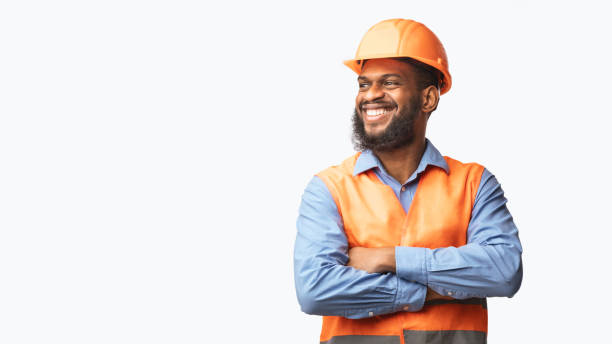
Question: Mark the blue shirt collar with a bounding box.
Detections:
[353,139,449,177]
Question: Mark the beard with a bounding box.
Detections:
[352,99,421,152]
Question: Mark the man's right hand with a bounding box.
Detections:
[425,288,454,301]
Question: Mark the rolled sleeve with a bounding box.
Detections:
[395,273,427,312]
[395,246,428,285]
[394,168,522,299]
[294,176,427,318]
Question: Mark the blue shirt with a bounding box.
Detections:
[294,139,522,319]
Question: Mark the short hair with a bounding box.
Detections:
[394,57,442,92]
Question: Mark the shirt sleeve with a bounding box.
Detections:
[395,168,523,299]
[294,176,427,319]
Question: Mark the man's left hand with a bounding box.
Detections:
[347,247,396,274]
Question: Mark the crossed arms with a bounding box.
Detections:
[294,170,522,319]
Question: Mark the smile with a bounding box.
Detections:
[362,106,396,122]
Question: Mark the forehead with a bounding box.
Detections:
[359,58,415,79]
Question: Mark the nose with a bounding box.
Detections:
[363,83,385,102]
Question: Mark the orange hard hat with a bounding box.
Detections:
[344,19,452,94]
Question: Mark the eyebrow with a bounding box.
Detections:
[357,73,403,81]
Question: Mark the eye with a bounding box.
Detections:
[358,82,369,89]
[384,81,398,86]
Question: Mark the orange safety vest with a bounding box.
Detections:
[316,153,487,344]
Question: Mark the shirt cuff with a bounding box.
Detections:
[395,275,427,312]
[395,246,428,285]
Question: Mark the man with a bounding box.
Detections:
[294,19,522,344]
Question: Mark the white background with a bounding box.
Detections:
[1,1,611,343]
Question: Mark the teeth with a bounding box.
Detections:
[365,108,392,117]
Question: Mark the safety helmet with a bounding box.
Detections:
[344,19,452,94]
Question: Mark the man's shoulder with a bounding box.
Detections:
[440,156,489,197]
[316,153,361,180]
[443,155,485,174]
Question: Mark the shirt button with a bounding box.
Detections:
[368,311,374,317]
[447,291,453,296]
[401,186,406,192]
[403,306,410,311]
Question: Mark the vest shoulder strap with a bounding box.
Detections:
[316,153,361,208]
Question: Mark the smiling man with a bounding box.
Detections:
[293,19,523,344]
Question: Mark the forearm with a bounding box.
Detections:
[346,247,396,274]
[396,169,523,298]
[295,176,427,319]
[348,244,521,299]
[295,245,426,318]
[396,243,522,299]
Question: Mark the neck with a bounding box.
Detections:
[373,138,427,185]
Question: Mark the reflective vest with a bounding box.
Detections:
[316,153,487,344]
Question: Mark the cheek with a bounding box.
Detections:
[355,94,364,106]
[388,92,406,106]
[355,97,365,114]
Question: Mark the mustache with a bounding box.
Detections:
[359,100,397,108]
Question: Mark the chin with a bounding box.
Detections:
[365,123,389,136]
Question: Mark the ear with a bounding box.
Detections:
[420,85,440,114]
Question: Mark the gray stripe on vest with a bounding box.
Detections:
[321,335,400,344]
[403,330,486,344]
[425,297,487,309]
